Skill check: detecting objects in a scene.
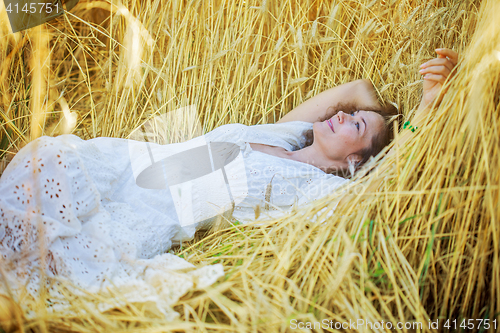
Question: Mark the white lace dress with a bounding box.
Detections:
[0,121,348,318]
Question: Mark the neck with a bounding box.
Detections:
[288,145,337,173]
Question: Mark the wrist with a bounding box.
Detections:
[417,98,431,114]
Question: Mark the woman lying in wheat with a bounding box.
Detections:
[0,49,457,308]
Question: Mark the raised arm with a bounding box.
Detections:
[277,79,382,123]
[388,48,459,150]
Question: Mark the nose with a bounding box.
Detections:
[337,111,346,124]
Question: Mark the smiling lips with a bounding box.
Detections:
[327,119,335,133]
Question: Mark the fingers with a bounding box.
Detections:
[419,63,451,79]
[419,48,458,81]
[420,58,455,73]
[423,73,446,85]
[435,48,459,66]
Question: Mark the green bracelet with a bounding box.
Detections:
[403,121,418,132]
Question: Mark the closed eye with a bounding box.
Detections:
[351,111,360,131]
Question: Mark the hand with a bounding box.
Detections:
[418,48,458,108]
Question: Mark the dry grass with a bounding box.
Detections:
[1,0,499,332]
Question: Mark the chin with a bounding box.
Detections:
[312,121,331,140]
[312,121,326,135]
[309,124,328,152]
[311,123,321,142]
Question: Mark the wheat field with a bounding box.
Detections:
[1,0,499,332]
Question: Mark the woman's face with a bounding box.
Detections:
[312,110,385,168]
